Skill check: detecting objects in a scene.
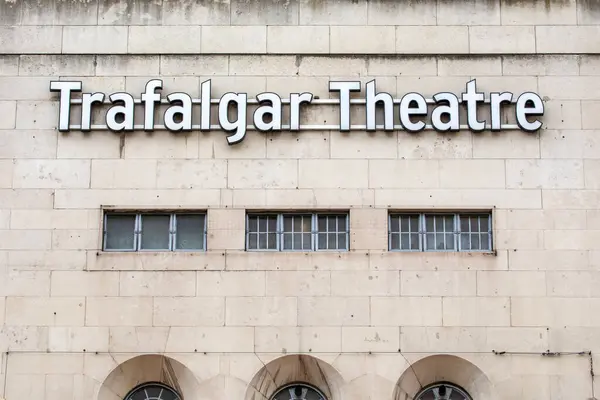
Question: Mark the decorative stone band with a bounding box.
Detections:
[50,78,544,145]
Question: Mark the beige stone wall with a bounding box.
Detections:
[1,0,600,399]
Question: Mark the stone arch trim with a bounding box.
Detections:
[244,355,345,400]
[98,354,200,400]
[393,355,495,400]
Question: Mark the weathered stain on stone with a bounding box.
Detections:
[0,0,21,25]
[98,0,163,25]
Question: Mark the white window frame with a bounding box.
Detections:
[246,212,350,252]
[388,212,492,252]
[103,212,207,252]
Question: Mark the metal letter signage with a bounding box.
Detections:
[50,79,544,145]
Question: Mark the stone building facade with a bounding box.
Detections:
[0,0,599,399]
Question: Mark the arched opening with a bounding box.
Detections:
[393,355,494,400]
[244,355,344,400]
[124,382,181,400]
[97,355,200,400]
[271,383,328,400]
[414,382,473,400]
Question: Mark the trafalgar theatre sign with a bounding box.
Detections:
[50,79,544,145]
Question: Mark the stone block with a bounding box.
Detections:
[0,160,12,188]
[298,297,369,326]
[542,189,600,209]
[439,160,506,189]
[371,297,442,326]
[254,326,342,353]
[49,327,109,352]
[397,131,472,159]
[0,26,62,53]
[331,271,399,296]
[512,298,600,327]
[473,131,540,159]
[474,76,538,96]
[231,0,298,25]
[208,228,245,250]
[341,327,399,352]
[0,130,56,159]
[438,56,502,76]
[22,0,98,24]
[160,55,229,76]
[547,272,600,297]
[331,133,398,159]
[266,131,331,159]
[506,159,584,189]
[369,160,439,188]
[439,0,500,24]
[128,26,201,54]
[225,251,369,271]
[96,55,160,76]
[266,271,331,296]
[51,271,119,297]
[477,271,546,297]
[9,353,83,374]
[582,102,600,129]
[202,26,266,53]
[71,156,145,185]
[52,228,97,251]
[12,160,90,189]
[98,0,162,25]
[469,26,535,54]
[0,101,15,129]
[0,269,50,296]
[108,326,169,352]
[401,271,476,296]
[6,297,84,326]
[226,297,297,326]
[229,55,298,76]
[156,160,227,189]
[0,0,20,25]
[367,0,436,25]
[0,326,48,351]
[299,160,368,189]
[198,271,263,296]
[401,327,487,353]
[298,56,367,76]
[9,250,86,270]
[0,77,54,100]
[510,249,589,271]
[367,56,437,76]
[267,26,329,54]
[299,0,367,25]
[165,327,254,352]
[15,101,58,130]
[54,189,221,209]
[585,160,600,188]
[539,77,600,100]
[0,210,9,229]
[496,209,586,230]
[0,56,18,75]
[541,130,600,159]
[228,160,297,189]
[396,26,469,54]
[85,297,153,326]
[581,55,600,75]
[153,297,225,326]
[502,55,579,76]
[330,26,395,54]
[443,297,510,326]
[540,101,582,130]
[5,375,45,400]
[502,0,577,24]
[537,26,600,53]
[162,0,230,25]
[0,230,51,250]
[495,229,544,250]
[19,55,95,76]
[119,271,196,296]
[57,131,121,159]
[63,26,128,54]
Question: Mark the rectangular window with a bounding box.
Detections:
[246,212,349,251]
[103,212,206,252]
[389,212,492,252]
